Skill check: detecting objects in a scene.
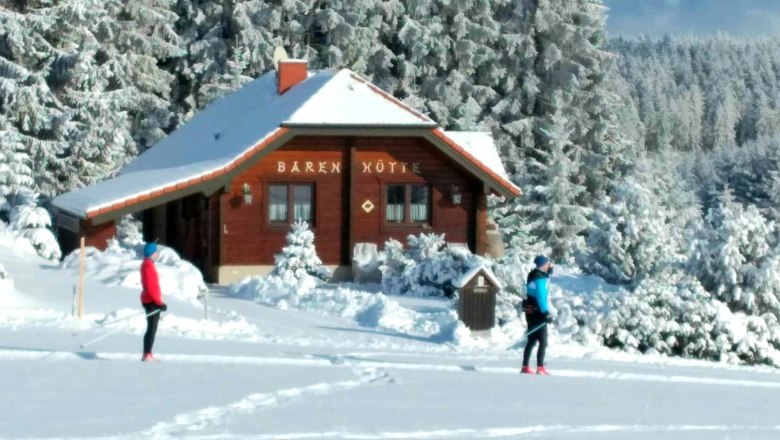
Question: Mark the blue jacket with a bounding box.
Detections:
[526,268,550,314]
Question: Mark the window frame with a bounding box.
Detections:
[267,182,316,227]
[383,183,431,226]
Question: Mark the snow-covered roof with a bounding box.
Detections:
[52,68,518,220]
[454,263,503,290]
[443,131,510,180]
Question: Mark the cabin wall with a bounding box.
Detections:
[351,137,476,249]
[221,137,350,267]
[219,135,480,273]
[84,221,116,250]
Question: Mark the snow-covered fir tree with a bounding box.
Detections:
[690,188,780,316]
[47,0,183,183]
[0,8,69,197]
[519,107,589,261]
[493,0,636,255]
[613,35,780,152]
[581,154,698,284]
[1,0,183,195]
[272,220,331,282]
[581,177,674,284]
[7,190,60,260]
[0,118,34,217]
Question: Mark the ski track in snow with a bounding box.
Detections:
[144,424,780,439]
[143,367,395,439]
[2,348,779,389]
[14,424,780,440]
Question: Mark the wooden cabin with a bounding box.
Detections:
[52,60,521,283]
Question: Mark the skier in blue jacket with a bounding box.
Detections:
[521,255,554,375]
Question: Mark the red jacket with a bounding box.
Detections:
[140,258,163,305]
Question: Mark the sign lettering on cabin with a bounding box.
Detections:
[276,161,421,175]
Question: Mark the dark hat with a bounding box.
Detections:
[533,255,550,267]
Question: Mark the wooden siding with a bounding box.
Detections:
[216,135,484,268]
[222,137,350,265]
[84,220,116,250]
[351,137,477,251]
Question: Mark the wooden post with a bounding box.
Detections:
[77,235,86,319]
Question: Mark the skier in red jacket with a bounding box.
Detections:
[140,242,167,362]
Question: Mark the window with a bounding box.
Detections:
[269,184,314,224]
[269,185,288,222]
[387,185,405,223]
[410,185,429,222]
[386,184,430,224]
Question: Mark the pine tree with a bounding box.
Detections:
[522,108,589,261]
[44,0,184,182]
[690,188,780,315]
[0,8,69,197]
[8,192,61,260]
[581,175,679,284]
[0,117,35,212]
[272,220,331,281]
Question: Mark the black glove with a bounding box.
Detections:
[547,265,554,276]
[159,303,168,312]
[545,313,554,324]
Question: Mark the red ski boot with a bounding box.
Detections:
[141,353,154,362]
[521,365,534,374]
[536,366,550,376]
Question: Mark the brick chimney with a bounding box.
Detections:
[277,59,308,95]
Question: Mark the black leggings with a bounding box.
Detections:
[142,303,161,354]
[522,321,548,367]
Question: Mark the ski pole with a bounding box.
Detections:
[78,309,160,349]
[506,321,548,351]
[474,321,549,369]
[72,309,150,336]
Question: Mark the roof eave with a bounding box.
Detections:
[52,128,296,225]
[423,130,521,199]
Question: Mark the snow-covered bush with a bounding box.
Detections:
[272,220,331,282]
[580,177,680,284]
[689,190,780,315]
[230,221,330,313]
[230,273,318,310]
[0,186,61,261]
[380,233,479,297]
[116,215,144,247]
[230,279,455,339]
[556,267,780,366]
[600,272,732,360]
[9,205,60,260]
[60,241,207,302]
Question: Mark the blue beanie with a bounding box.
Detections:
[143,242,158,258]
[533,255,550,267]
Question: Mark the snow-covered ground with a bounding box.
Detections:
[1,243,780,440]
